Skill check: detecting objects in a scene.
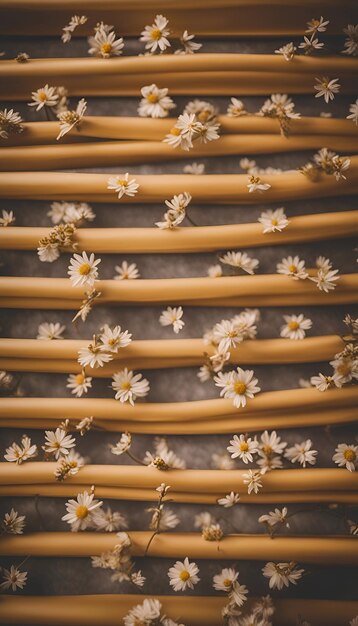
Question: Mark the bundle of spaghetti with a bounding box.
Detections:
[0,335,345,369]
[1,54,358,99]
[0,274,357,310]
[3,135,358,170]
[6,116,358,146]
[1,211,357,253]
[0,595,357,626]
[1,165,358,203]
[2,530,358,564]
[0,387,356,434]
[0,0,356,38]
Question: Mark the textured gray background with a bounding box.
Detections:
[0,30,357,621]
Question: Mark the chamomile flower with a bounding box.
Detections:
[114,261,140,280]
[0,566,27,592]
[138,84,176,118]
[213,568,248,607]
[309,268,340,292]
[107,173,139,199]
[262,561,304,590]
[28,84,59,111]
[219,251,259,275]
[159,306,185,334]
[275,42,296,61]
[78,341,113,369]
[110,432,132,456]
[4,436,37,464]
[99,324,132,353]
[299,35,324,54]
[112,368,150,405]
[347,99,358,124]
[175,30,202,55]
[227,97,247,116]
[332,443,358,472]
[280,314,312,340]
[247,175,271,193]
[306,16,329,34]
[62,490,103,531]
[259,507,289,528]
[259,430,287,457]
[242,469,263,494]
[276,255,308,280]
[68,252,101,288]
[0,108,23,140]
[123,599,162,626]
[2,509,26,535]
[37,322,65,340]
[217,492,241,508]
[213,319,244,353]
[284,439,318,467]
[310,372,342,391]
[258,208,289,233]
[57,98,87,139]
[168,557,200,591]
[66,372,92,397]
[62,15,87,43]
[140,14,171,54]
[0,210,15,226]
[93,507,128,532]
[88,27,124,58]
[314,77,340,103]
[227,435,259,463]
[342,24,358,56]
[43,428,76,459]
[214,367,260,408]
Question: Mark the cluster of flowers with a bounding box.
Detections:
[111,434,186,472]
[275,15,330,60]
[301,147,351,181]
[123,597,185,626]
[92,530,146,588]
[259,93,301,137]
[308,326,358,394]
[139,14,202,56]
[277,254,340,293]
[155,191,192,229]
[163,100,220,150]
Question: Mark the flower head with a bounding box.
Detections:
[0,108,23,139]
[140,14,171,54]
[57,98,87,140]
[214,367,260,408]
[280,314,312,340]
[159,306,185,334]
[107,173,139,199]
[168,557,200,591]
[68,251,101,287]
[62,490,103,531]
[332,443,357,472]
[88,27,124,57]
[112,368,150,405]
[28,84,59,111]
[138,83,175,118]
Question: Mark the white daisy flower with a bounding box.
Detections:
[217,492,240,508]
[2,509,26,535]
[175,30,202,55]
[214,367,261,408]
[0,566,27,592]
[28,84,59,111]
[219,251,259,275]
[140,14,171,54]
[183,162,205,175]
[54,449,84,480]
[75,416,94,435]
[0,210,15,227]
[110,432,132,456]
[156,192,192,229]
[314,77,341,103]
[62,15,87,43]
[99,324,132,353]
[258,207,289,233]
[88,27,124,57]
[37,322,65,340]
[114,261,140,280]
[175,111,202,139]
[68,251,101,288]
[93,507,128,532]
[138,83,176,118]
[163,125,193,150]
[77,341,113,369]
[213,319,244,353]
[37,242,61,263]
[262,561,304,590]
[309,268,340,292]
[43,428,76,459]
[168,557,200,591]
[247,175,271,193]
[275,42,296,61]
[280,314,312,340]
[332,443,358,472]
[276,255,308,280]
[227,434,259,463]
[57,98,87,140]
[107,173,139,199]
[213,568,248,607]
[298,35,324,54]
[159,306,185,334]
[347,99,358,124]
[0,108,24,139]
[123,598,162,626]
[259,430,287,457]
[284,439,318,467]
[259,507,289,528]
[257,454,283,473]
[208,264,223,278]
[4,436,37,464]
[227,97,247,117]
[330,355,358,383]
[342,24,358,56]
[310,372,343,391]
[66,372,92,397]
[62,490,103,531]
[306,16,329,34]
[112,368,150,405]
[242,469,263,494]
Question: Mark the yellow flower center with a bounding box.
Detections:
[289,264,297,273]
[79,263,91,276]
[223,578,232,587]
[344,449,356,462]
[337,362,351,376]
[118,179,128,187]
[101,42,112,54]
[271,218,278,225]
[288,321,299,330]
[170,126,181,136]
[234,382,247,395]
[179,570,190,581]
[197,110,210,123]
[239,441,249,452]
[75,373,85,385]
[121,381,132,390]
[76,505,89,519]
[262,445,272,455]
[147,93,159,103]
[151,28,162,40]
[38,91,47,102]
[108,338,117,346]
